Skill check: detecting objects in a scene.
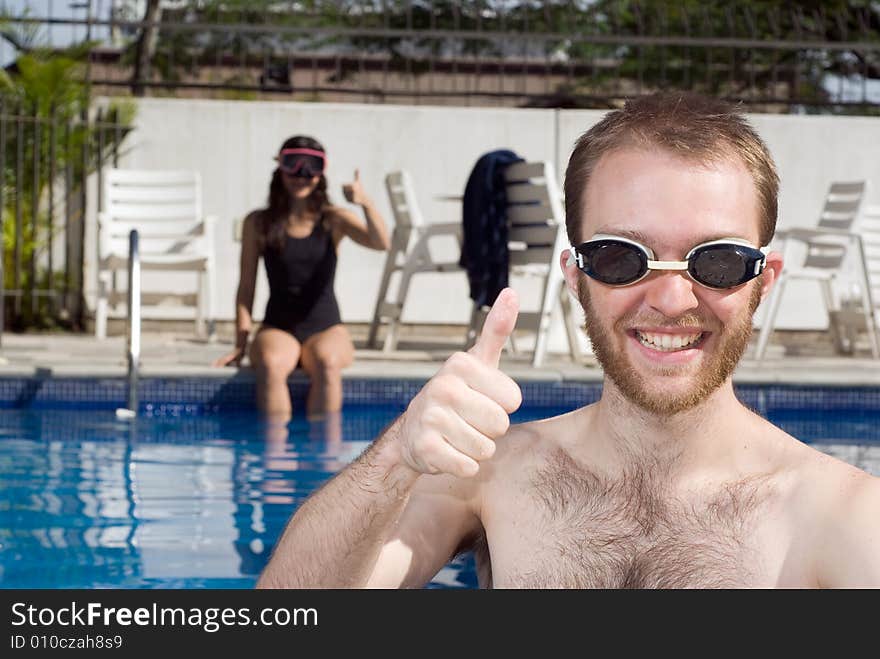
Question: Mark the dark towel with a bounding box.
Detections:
[459,149,524,307]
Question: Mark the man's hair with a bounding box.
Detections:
[564,92,779,246]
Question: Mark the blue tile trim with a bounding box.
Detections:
[0,377,878,415]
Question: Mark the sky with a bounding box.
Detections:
[1,0,120,65]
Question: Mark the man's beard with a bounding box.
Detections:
[578,278,762,416]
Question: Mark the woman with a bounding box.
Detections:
[214,135,390,419]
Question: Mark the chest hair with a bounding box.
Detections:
[506,450,772,588]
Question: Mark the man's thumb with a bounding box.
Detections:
[468,288,519,367]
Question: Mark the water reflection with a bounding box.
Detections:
[0,421,145,587]
[235,412,339,576]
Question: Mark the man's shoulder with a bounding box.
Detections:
[785,435,877,489]
[749,412,866,479]
[775,430,879,530]
[730,413,875,516]
[512,407,580,437]
[807,452,880,505]
[809,461,880,586]
[493,408,584,463]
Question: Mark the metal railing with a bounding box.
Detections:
[120,228,140,418]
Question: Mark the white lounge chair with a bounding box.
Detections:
[864,204,880,324]
[754,180,879,360]
[367,170,463,352]
[95,168,216,340]
[465,160,584,367]
[836,202,880,352]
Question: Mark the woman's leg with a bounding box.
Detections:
[249,327,302,418]
[299,324,354,417]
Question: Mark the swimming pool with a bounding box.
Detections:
[0,404,489,589]
[1,381,878,589]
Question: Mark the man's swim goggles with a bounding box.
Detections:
[568,234,768,290]
[277,148,327,178]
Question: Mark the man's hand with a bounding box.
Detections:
[394,288,523,478]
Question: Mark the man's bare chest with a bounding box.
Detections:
[479,454,783,588]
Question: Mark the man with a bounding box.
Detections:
[257,92,880,588]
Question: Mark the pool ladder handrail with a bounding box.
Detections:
[125,229,141,415]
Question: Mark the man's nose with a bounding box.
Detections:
[642,271,699,318]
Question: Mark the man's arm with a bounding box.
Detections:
[816,473,880,587]
[257,416,484,588]
[256,289,522,588]
[256,417,420,588]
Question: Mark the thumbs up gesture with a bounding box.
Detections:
[394,288,523,478]
[342,169,368,205]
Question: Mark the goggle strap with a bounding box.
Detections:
[279,148,326,159]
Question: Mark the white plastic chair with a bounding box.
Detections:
[95,169,216,340]
[846,202,880,347]
[367,170,463,351]
[755,180,879,360]
[465,160,583,367]
[865,204,880,317]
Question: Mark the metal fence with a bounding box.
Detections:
[2,1,879,110]
[0,102,131,338]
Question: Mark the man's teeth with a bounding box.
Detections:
[636,331,703,352]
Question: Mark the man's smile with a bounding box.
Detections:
[632,328,707,352]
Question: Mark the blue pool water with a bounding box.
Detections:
[1,401,878,589]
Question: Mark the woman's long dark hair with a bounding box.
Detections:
[259,135,330,252]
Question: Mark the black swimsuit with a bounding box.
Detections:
[261,219,341,343]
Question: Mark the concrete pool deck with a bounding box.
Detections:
[0,324,877,386]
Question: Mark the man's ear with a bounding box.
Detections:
[560,248,580,297]
[759,250,784,302]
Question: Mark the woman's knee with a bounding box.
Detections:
[252,345,298,379]
[307,351,348,380]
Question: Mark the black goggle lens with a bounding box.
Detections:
[689,244,754,288]
[580,241,647,285]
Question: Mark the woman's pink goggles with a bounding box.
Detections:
[277,148,327,178]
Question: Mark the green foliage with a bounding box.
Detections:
[0,52,135,330]
[0,53,87,118]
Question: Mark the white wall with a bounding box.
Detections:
[91,97,880,337]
